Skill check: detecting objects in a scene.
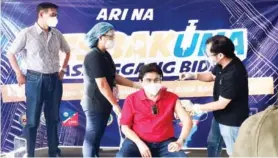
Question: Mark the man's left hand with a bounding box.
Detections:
[168,141,182,152]
[58,70,65,80]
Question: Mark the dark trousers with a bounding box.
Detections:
[82,111,111,157]
[24,70,62,157]
[116,137,187,157]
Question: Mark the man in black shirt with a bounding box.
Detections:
[179,35,249,157]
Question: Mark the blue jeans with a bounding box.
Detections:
[24,70,62,157]
[207,118,239,157]
[116,138,187,157]
[219,123,239,156]
[82,111,111,157]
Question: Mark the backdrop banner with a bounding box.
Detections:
[1,0,277,153]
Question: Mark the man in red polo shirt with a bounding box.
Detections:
[116,63,193,157]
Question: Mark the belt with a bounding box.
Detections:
[27,70,58,76]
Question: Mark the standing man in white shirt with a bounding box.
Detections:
[7,2,70,157]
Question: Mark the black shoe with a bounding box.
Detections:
[57,148,61,157]
[56,151,61,157]
[49,149,61,157]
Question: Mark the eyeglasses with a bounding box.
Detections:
[152,104,159,115]
[202,47,217,58]
[143,78,162,84]
[205,52,217,57]
[103,34,115,39]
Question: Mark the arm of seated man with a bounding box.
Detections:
[168,99,193,152]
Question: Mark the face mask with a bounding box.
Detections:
[144,83,162,96]
[105,40,115,49]
[208,58,217,66]
[207,55,221,68]
[46,16,58,27]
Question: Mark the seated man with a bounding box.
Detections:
[116,63,193,157]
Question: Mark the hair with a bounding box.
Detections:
[206,35,236,58]
[37,2,59,14]
[138,63,163,81]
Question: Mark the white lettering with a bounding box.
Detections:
[108,8,122,20]
[121,9,129,20]
[131,9,145,20]
[96,8,107,20]
[142,9,153,20]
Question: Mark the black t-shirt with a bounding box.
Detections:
[82,47,116,113]
[212,57,249,126]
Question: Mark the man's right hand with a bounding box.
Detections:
[136,141,152,158]
[179,73,197,81]
[16,72,26,86]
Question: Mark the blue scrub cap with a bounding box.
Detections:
[85,22,114,48]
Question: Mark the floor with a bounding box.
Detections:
[5,146,228,157]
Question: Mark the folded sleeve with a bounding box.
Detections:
[120,97,134,127]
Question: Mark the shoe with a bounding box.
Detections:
[22,153,27,158]
[49,150,61,157]
[56,151,61,157]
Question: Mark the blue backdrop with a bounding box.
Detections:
[1,0,277,153]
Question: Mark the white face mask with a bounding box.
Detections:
[105,40,115,49]
[207,54,221,68]
[143,83,162,96]
[46,17,58,27]
[208,58,217,66]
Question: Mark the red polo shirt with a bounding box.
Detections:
[120,88,178,143]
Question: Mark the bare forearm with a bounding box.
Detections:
[115,74,142,89]
[196,72,215,82]
[175,100,193,143]
[61,53,70,69]
[199,99,229,112]
[199,102,221,112]
[122,126,142,144]
[115,74,133,87]
[178,119,193,143]
[98,84,118,106]
[7,53,21,74]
